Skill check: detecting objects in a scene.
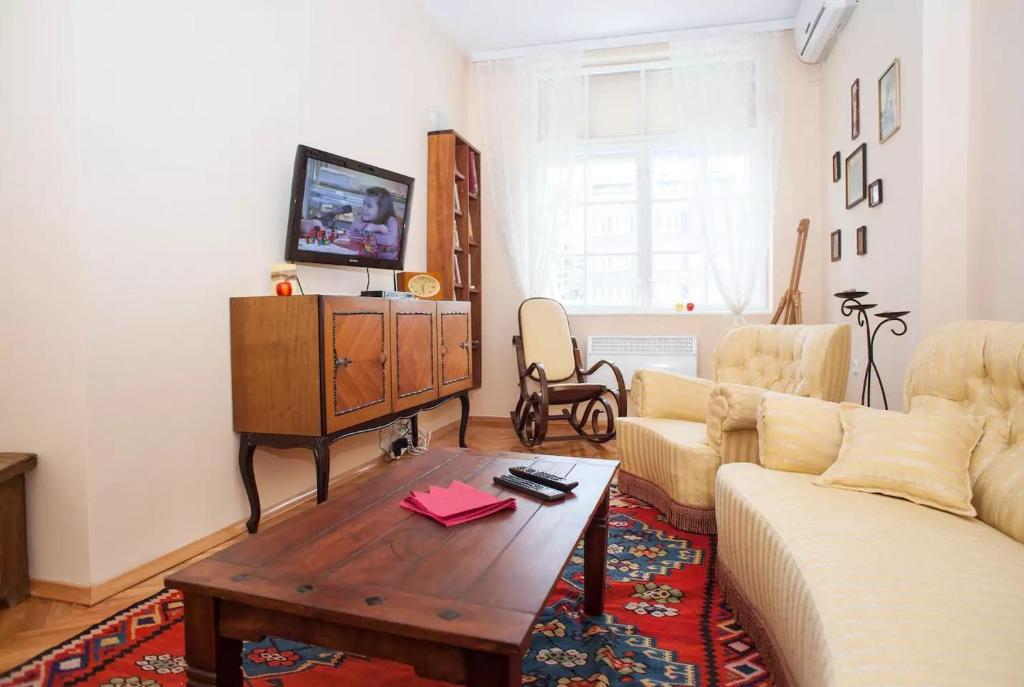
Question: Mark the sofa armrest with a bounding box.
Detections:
[630,369,713,421]
[757,392,843,475]
[706,383,766,463]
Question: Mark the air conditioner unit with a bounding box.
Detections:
[794,0,858,64]
[587,335,698,391]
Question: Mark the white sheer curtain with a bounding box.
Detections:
[472,53,583,297]
[669,32,785,322]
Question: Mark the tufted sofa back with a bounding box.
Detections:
[904,320,1024,544]
[713,324,851,402]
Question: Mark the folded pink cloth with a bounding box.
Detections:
[400,480,516,527]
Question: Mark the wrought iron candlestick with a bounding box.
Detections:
[834,290,910,409]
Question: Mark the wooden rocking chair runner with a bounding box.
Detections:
[511,298,627,447]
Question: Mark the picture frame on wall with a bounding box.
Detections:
[845,143,867,208]
[851,78,860,139]
[879,58,901,142]
[831,229,842,262]
[868,179,883,206]
[832,151,841,182]
[856,226,868,255]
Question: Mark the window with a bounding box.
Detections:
[547,61,770,313]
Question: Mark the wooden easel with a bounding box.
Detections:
[771,219,809,324]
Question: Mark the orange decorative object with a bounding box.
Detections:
[275,281,293,297]
[686,302,695,312]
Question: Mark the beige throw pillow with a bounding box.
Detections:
[814,403,983,516]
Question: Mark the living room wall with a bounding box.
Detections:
[0,0,468,587]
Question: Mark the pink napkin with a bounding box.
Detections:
[400,480,516,527]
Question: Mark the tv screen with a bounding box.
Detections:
[284,145,414,270]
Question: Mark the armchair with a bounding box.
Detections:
[617,323,850,533]
[511,298,627,447]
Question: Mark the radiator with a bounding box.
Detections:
[586,335,698,390]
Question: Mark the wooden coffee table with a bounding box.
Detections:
[166,448,618,686]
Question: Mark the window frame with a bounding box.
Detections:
[550,60,772,316]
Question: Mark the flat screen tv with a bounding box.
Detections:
[284,145,414,270]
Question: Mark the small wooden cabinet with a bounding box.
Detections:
[230,295,472,532]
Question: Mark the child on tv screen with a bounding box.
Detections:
[296,160,408,261]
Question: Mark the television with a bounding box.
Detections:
[284,145,414,270]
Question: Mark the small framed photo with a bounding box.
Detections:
[845,143,867,208]
[832,151,841,182]
[868,179,883,207]
[879,58,901,142]
[856,226,867,255]
[851,78,860,139]
[831,229,842,262]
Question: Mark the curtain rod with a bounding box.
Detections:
[470,17,794,62]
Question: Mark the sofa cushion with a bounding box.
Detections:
[814,403,983,516]
[717,463,1024,687]
[904,320,1024,542]
[758,393,842,475]
[617,417,719,509]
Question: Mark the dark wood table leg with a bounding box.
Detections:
[184,593,243,687]
[0,474,29,608]
[583,489,609,616]
[466,650,520,687]
[238,435,261,534]
[312,437,330,504]
[459,392,470,448]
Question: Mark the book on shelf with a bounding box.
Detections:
[467,212,474,243]
[467,151,478,195]
[453,255,462,286]
[453,222,461,250]
[467,260,473,289]
[453,183,461,214]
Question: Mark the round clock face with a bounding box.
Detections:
[408,274,441,298]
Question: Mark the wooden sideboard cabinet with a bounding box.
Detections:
[230,295,472,532]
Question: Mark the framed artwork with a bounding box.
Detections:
[856,226,867,255]
[832,151,841,182]
[845,143,867,208]
[831,229,842,262]
[868,179,883,207]
[851,78,860,139]
[879,58,901,142]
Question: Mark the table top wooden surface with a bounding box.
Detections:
[0,453,37,484]
[167,448,618,654]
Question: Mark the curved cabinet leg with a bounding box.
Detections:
[459,392,470,448]
[313,437,330,504]
[410,414,419,448]
[238,434,260,534]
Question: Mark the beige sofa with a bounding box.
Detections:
[717,321,1024,686]
[617,323,850,533]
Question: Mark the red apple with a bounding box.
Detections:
[275,281,293,297]
[686,302,695,312]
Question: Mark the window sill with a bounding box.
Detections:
[565,308,771,317]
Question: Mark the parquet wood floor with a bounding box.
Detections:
[0,420,617,673]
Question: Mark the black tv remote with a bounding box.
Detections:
[493,474,566,502]
[509,466,578,492]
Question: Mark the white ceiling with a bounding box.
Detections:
[422,0,801,56]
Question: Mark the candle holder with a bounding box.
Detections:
[834,290,910,409]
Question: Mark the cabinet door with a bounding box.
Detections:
[437,301,473,395]
[390,299,439,412]
[322,297,391,433]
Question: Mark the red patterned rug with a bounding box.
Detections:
[0,492,771,687]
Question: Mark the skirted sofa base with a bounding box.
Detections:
[716,558,794,687]
[617,471,717,534]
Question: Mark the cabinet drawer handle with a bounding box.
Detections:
[459,342,470,350]
[379,352,387,364]
[335,356,352,368]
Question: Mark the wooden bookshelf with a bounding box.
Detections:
[427,130,482,389]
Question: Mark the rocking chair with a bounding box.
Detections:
[511,298,627,447]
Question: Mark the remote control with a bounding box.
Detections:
[493,474,566,502]
[509,466,578,492]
